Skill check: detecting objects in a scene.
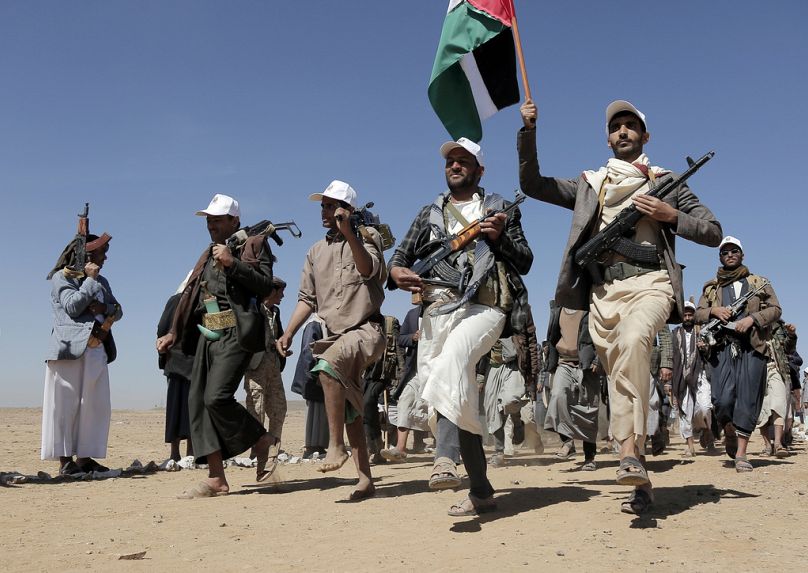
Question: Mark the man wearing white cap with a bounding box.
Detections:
[389,138,533,517]
[696,236,781,471]
[518,99,722,514]
[276,180,386,501]
[157,194,276,497]
[671,299,713,456]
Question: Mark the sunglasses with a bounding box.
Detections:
[719,248,741,256]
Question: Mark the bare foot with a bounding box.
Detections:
[204,476,229,495]
[347,475,375,501]
[177,480,229,499]
[317,445,350,473]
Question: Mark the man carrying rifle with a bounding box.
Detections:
[43,210,121,476]
[276,180,386,502]
[518,100,721,514]
[695,236,781,472]
[157,194,276,497]
[389,138,533,517]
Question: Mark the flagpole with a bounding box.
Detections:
[509,0,532,101]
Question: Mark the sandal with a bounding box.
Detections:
[759,444,772,457]
[447,493,497,517]
[734,456,753,472]
[774,446,789,459]
[620,488,653,515]
[580,459,597,471]
[615,456,649,486]
[256,440,280,482]
[78,459,109,473]
[380,447,408,463]
[429,456,462,490]
[555,441,576,459]
[59,460,82,476]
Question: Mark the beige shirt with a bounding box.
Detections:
[599,183,662,265]
[298,227,386,335]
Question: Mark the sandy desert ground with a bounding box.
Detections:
[1,402,807,572]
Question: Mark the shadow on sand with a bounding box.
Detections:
[448,485,600,533]
[626,484,758,529]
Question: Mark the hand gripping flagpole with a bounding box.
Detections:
[508,0,532,101]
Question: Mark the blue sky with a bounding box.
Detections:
[1,1,806,409]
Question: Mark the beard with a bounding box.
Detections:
[446,171,477,190]
[682,320,694,329]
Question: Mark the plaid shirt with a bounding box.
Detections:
[388,189,533,334]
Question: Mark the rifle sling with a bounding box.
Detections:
[443,199,472,229]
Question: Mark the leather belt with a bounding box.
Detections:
[602,261,661,283]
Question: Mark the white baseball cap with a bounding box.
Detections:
[606,100,647,133]
[195,194,240,217]
[684,300,696,311]
[440,137,484,167]
[719,236,744,252]
[309,180,357,208]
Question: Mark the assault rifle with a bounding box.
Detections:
[574,152,715,282]
[69,203,90,276]
[410,191,526,288]
[336,202,396,251]
[699,280,769,348]
[225,220,302,250]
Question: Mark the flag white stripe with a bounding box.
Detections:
[446,0,463,13]
[459,52,498,121]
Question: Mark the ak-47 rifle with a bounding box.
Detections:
[411,191,526,289]
[335,202,396,251]
[699,280,770,348]
[574,152,715,283]
[225,220,302,250]
[69,203,90,277]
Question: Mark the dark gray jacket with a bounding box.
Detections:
[518,127,722,323]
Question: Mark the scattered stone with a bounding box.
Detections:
[118,551,147,560]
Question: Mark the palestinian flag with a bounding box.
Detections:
[428,0,520,142]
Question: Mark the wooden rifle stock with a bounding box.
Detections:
[449,219,483,251]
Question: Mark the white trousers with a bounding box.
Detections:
[419,303,505,435]
[757,361,789,428]
[679,372,712,439]
[41,346,111,460]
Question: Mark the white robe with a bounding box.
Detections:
[41,345,110,460]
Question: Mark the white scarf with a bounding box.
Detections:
[583,153,667,207]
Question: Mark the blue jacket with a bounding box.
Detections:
[46,271,122,363]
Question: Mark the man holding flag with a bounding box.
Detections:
[517,99,722,514]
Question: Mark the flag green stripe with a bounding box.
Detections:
[428,1,509,141]
[429,2,507,83]
[428,60,480,141]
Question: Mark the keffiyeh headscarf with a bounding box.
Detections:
[583,153,668,206]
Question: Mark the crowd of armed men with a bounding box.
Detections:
[44,99,803,516]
